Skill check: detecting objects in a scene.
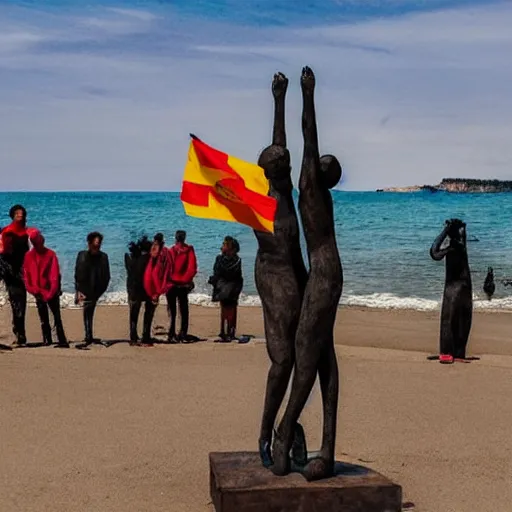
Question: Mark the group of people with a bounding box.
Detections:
[0,204,244,348]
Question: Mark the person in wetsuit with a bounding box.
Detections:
[125,235,155,346]
[22,229,69,348]
[430,218,473,364]
[166,230,198,343]
[74,232,111,346]
[0,205,30,346]
[209,236,243,341]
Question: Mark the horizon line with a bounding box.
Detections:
[0,188,370,194]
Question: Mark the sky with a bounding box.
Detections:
[1,0,511,191]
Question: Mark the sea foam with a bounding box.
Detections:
[1,286,511,312]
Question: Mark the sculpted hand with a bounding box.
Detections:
[300,66,315,94]
[272,72,288,98]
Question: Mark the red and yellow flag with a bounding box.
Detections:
[180,135,277,233]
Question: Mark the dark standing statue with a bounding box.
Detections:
[483,266,495,300]
[254,72,309,468]
[271,67,343,481]
[430,218,473,364]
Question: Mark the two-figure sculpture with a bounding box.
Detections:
[254,66,343,481]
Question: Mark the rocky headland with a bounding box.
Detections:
[377,178,512,193]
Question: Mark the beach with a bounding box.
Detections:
[1,304,512,512]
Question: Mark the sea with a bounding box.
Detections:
[1,190,512,311]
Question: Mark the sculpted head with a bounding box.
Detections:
[320,154,342,190]
[258,145,292,193]
[445,218,465,240]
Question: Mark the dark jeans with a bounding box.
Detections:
[36,295,67,344]
[129,299,156,342]
[166,287,190,337]
[6,280,27,342]
[82,299,97,342]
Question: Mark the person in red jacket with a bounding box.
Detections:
[1,205,30,346]
[142,234,171,344]
[166,230,197,343]
[22,229,69,348]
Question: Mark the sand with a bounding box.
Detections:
[1,304,511,512]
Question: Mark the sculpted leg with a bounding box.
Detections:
[303,340,338,481]
[439,300,455,361]
[455,304,472,360]
[259,329,294,467]
[271,324,322,476]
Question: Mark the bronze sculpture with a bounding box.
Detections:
[255,67,343,481]
[430,218,473,363]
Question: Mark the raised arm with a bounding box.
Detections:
[300,66,320,190]
[430,224,452,261]
[461,223,467,248]
[271,72,288,148]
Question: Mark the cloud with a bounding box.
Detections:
[107,8,159,22]
[0,1,511,191]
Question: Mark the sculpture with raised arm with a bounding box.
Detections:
[430,218,473,364]
[254,72,309,469]
[271,66,343,481]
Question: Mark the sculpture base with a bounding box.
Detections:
[209,451,402,512]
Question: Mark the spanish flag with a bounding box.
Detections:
[180,134,277,233]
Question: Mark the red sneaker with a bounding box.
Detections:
[439,354,454,364]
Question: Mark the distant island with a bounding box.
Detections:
[377,178,512,193]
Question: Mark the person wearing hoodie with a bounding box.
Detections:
[142,234,171,339]
[22,229,69,348]
[0,205,30,346]
[208,236,243,341]
[166,230,197,343]
[74,232,111,346]
[125,235,156,346]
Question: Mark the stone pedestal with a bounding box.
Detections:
[209,451,402,512]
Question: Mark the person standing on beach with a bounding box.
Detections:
[142,235,172,343]
[208,236,243,342]
[0,205,30,346]
[22,229,69,348]
[74,232,111,346]
[166,230,197,343]
[125,235,156,346]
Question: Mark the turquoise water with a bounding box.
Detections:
[1,190,512,310]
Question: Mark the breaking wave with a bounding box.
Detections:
[1,288,511,312]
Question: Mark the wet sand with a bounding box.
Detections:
[1,304,511,512]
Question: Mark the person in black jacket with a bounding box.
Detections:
[124,235,155,346]
[74,232,110,346]
[208,236,243,341]
[0,205,30,346]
